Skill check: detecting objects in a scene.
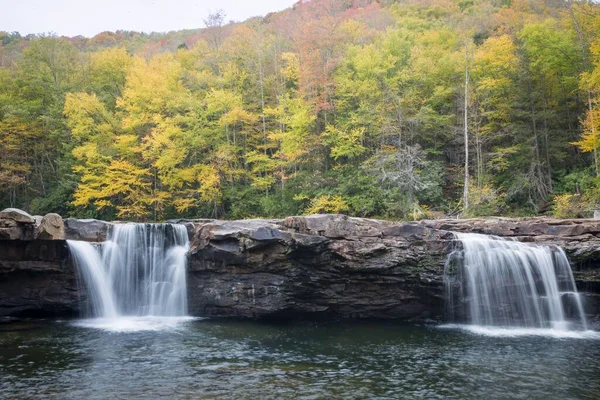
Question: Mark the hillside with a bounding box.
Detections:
[1,0,600,221]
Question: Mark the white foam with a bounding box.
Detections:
[73,316,199,333]
[439,324,600,339]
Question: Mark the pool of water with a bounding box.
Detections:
[1,319,599,399]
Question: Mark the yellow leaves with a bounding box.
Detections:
[263,105,283,118]
[572,107,600,153]
[246,150,277,191]
[172,198,196,214]
[219,107,258,128]
[205,89,243,116]
[472,35,519,131]
[250,175,276,192]
[88,47,133,102]
[473,35,518,78]
[487,145,520,173]
[73,159,153,219]
[246,150,276,169]
[143,117,186,170]
[582,38,600,93]
[196,164,222,203]
[338,20,367,43]
[552,194,583,219]
[64,92,116,141]
[323,125,366,161]
[280,52,300,83]
[305,195,350,215]
[0,116,33,188]
[267,96,316,165]
[90,48,132,73]
[72,142,110,169]
[117,54,189,129]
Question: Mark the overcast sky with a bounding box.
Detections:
[0,0,298,37]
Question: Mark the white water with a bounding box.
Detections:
[445,232,590,335]
[68,223,190,331]
[440,324,600,339]
[73,316,197,333]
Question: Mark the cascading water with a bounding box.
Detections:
[67,223,190,330]
[445,232,588,333]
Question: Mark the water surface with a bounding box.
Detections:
[1,320,599,399]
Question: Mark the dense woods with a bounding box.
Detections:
[1,0,600,221]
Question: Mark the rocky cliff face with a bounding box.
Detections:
[0,209,78,316]
[1,209,600,323]
[183,215,452,321]
[183,215,600,323]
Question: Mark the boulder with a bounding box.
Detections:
[0,208,35,224]
[282,214,390,238]
[37,213,65,240]
[64,218,113,242]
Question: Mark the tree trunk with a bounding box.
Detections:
[463,45,470,212]
[542,99,553,192]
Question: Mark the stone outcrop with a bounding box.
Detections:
[185,215,451,320]
[37,213,66,240]
[0,208,36,224]
[0,238,80,317]
[184,215,600,323]
[0,208,67,241]
[0,208,35,240]
[0,209,599,324]
[0,209,81,316]
[64,218,113,242]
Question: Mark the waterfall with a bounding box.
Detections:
[445,232,587,331]
[68,223,189,319]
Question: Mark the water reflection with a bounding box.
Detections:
[1,320,599,399]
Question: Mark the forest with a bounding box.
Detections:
[1,0,600,221]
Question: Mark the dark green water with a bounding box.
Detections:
[1,319,599,399]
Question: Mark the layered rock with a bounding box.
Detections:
[184,215,600,323]
[64,218,113,242]
[0,208,81,316]
[0,209,599,323]
[185,215,451,320]
[0,239,80,316]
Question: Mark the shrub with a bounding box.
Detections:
[305,195,350,215]
[552,193,587,218]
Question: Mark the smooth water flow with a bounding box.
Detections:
[445,232,587,331]
[68,223,189,322]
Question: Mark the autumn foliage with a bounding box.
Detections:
[1,0,600,220]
